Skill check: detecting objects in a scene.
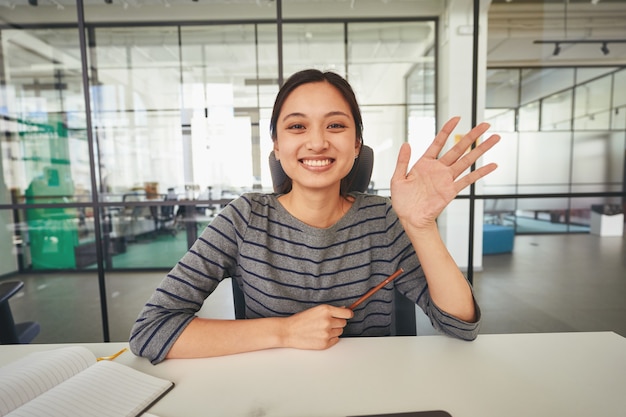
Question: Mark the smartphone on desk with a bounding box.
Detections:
[348,411,452,417]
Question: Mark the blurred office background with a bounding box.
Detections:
[0,0,624,344]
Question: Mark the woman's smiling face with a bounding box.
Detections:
[273,81,361,193]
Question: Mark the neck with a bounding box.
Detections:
[278,186,352,228]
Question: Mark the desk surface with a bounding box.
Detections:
[2,332,625,417]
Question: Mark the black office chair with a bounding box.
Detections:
[0,280,40,344]
[230,145,417,336]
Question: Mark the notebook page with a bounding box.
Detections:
[0,346,94,416]
[5,360,173,417]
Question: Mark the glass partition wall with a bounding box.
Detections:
[1,0,624,344]
[0,0,438,342]
[483,66,625,234]
[477,0,626,338]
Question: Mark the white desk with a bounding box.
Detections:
[1,332,625,417]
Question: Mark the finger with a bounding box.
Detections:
[451,134,500,178]
[454,162,498,192]
[422,116,461,160]
[329,305,354,320]
[439,122,491,166]
[391,142,411,182]
[329,326,345,337]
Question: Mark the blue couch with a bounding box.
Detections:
[483,224,515,255]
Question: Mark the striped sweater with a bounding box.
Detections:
[129,192,481,363]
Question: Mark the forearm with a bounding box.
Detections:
[401,222,476,323]
[166,304,352,359]
[166,316,286,359]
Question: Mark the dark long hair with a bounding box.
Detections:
[269,69,364,195]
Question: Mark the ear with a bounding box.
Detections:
[273,142,280,161]
[355,138,362,158]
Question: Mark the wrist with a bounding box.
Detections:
[399,218,439,236]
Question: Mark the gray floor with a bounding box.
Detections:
[4,233,626,344]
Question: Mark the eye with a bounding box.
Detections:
[287,123,305,130]
[328,123,346,129]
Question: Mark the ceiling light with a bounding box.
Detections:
[553,43,561,56]
[601,42,609,55]
[28,0,37,5]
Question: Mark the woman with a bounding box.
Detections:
[129,69,500,364]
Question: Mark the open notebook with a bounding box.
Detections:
[0,346,174,417]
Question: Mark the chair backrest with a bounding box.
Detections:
[230,144,417,336]
[0,281,40,344]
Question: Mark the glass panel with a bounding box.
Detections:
[363,105,412,196]
[482,0,626,338]
[518,132,572,187]
[485,109,516,132]
[541,90,572,131]
[520,68,575,105]
[92,23,276,230]
[481,131,518,195]
[407,104,436,170]
[612,107,626,131]
[282,23,345,76]
[611,70,626,130]
[572,131,625,188]
[84,1,276,23]
[613,69,626,108]
[514,197,576,234]
[576,67,619,84]
[0,208,19,276]
[107,272,165,342]
[11,203,96,271]
[7,272,104,343]
[348,21,436,105]
[518,101,539,131]
[483,198,516,226]
[101,199,225,270]
[574,77,611,130]
[282,0,442,19]
[406,56,436,105]
[486,69,520,108]
[0,27,91,202]
[92,27,183,202]
[257,24,281,108]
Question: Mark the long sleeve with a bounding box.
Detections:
[387,198,481,341]
[129,200,246,364]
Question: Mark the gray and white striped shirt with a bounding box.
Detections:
[129,192,480,363]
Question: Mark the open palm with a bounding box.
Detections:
[391,117,500,230]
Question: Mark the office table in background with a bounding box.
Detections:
[1,332,625,417]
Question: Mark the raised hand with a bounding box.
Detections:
[390,117,500,230]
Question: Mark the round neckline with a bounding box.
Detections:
[271,192,361,232]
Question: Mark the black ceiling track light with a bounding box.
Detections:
[601,42,609,55]
[28,0,37,5]
[534,39,626,57]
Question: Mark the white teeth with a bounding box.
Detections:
[302,159,331,167]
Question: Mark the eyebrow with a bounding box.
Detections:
[281,111,351,123]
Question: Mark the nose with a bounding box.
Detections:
[306,127,328,152]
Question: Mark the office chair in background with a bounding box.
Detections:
[0,280,40,344]
[231,145,417,336]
